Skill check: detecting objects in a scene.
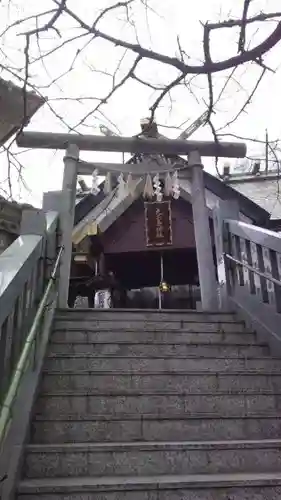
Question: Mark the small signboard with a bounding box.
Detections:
[144,200,173,247]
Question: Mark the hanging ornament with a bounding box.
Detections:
[164,172,173,197]
[91,169,100,195]
[172,170,180,199]
[103,172,112,195]
[126,173,134,194]
[117,172,126,199]
[77,176,88,193]
[153,173,163,202]
[143,174,154,199]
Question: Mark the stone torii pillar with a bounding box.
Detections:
[189,151,218,310]
[43,145,79,308]
[60,144,79,307]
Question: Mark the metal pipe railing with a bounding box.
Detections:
[0,246,64,446]
[224,252,281,288]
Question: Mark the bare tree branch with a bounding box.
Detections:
[72,54,142,130]
[238,0,252,52]
[219,66,266,130]
[93,1,134,29]
[20,0,67,36]
[202,23,214,121]
[207,11,281,30]
[1,0,281,198]
[58,2,281,75]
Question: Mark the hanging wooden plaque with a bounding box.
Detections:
[144,200,172,247]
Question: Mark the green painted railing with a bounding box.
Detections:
[0,246,63,447]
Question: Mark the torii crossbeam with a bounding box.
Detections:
[17,131,245,157]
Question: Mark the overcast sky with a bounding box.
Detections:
[0,0,280,206]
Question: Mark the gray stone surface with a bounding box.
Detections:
[31,415,281,443]
[48,341,268,358]
[15,474,281,499]
[15,485,281,500]
[16,309,281,499]
[17,493,157,500]
[53,319,245,332]
[44,355,281,373]
[51,329,256,344]
[34,393,279,418]
[40,371,280,394]
[55,309,237,322]
[24,440,281,478]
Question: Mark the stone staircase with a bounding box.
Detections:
[17,309,281,499]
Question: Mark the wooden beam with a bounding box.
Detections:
[17,131,246,158]
[77,160,185,175]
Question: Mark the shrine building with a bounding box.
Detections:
[69,119,270,309]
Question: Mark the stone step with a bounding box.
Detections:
[53,320,246,332]
[41,371,281,393]
[23,439,281,479]
[55,309,237,323]
[31,414,281,443]
[48,341,267,357]
[34,392,281,418]
[17,472,281,500]
[44,355,281,373]
[51,329,256,344]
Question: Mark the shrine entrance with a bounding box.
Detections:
[105,248,201,310]
[69,196,218,310]
[105,248,198,289]
[99,198,211,310]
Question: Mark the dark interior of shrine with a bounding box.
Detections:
[70,235,218,309]
[105,248,199,289]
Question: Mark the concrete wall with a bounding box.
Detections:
[0,230,16,255]
[0,197,34,254]
[101,198,196,254]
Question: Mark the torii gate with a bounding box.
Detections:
[17,131,246,311]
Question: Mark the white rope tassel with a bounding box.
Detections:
[91,168,100,195]
[153,173,163,202]
[126,173,134,194]
[172,170,180,199]
[164,172,173,196]
[117,172,126,199]
[143,174,154,199]
[103,172,112,195]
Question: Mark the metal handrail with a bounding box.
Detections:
[0,246,64,446]
[224,252,281,288]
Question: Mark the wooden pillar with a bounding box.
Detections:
[59,144,79,307]
[213,199,240,310]
[99,253,106,275]
[189,150,218,311]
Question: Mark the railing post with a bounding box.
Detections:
[20,209,46,237]
[269,249,281,312]
[189,150,218,310]
[213,199,240,310]
[20,208,47,304]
